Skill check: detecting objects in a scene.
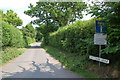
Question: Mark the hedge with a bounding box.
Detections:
[2,21,26,48]
[25,36,35,45]
[2,21,11,46]
[47,18,120,65]
[48,19,96,53]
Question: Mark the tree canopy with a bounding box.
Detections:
[88,2,120,24]
[2,9,23,27]
[25,2,87,45]
[24,2,87,27]
[22,23,36,38]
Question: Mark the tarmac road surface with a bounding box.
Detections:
[1,42,82,78]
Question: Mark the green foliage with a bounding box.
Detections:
[48,19,95,53]
[37,23,59,45]
[21,23,36,45]
[2,10,35,48]
[43,46,100,78]
[2,21,11,46]
[22,23,36,38]
[1,47,26,65]
[25,2,87,27]
[0,9,3,19]
[36,32,42,41]
[2,21,26,48]
[35,27,43,41]
[9,27,26,47]
[25,36,35,45]
[25,2,87,45]
[88,2,120,54]
[2,9,23,27]
[47,17,120,66]
[89,2,120,24]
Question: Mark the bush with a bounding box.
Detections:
[21,23,36,45]
[2,21,26,48]
[9,27,26,47]
[48,18,120,66]
[48,19,96,53]
[25,36,35,45]
[1,47,26,65]
[2,21,11,46]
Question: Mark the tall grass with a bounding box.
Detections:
[43,46,100,78]
[0,47,26,66]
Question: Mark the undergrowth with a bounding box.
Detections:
[0,47,26,66]
[43,46,100,78]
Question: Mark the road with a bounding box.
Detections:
[1,42,82,78]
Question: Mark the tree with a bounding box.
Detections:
[88,2,120,54]
[0,9,3,19]
[88,2,120,24]
[35,27,43,41]
[2,9,23,27]
[2,20,26,48]
[25,2,87,45]
[22,23,36,38]
[21,23,36,45]
[24,2,87,27]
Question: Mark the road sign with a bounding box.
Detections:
[94,21,108,67]
[96,20,106,33]
[94,33,107,45]
[89,55,109,64]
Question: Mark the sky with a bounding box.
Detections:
[0,0,93,28]
[0,0,39,28]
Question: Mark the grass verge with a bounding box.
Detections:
[43,46,101,78]
[0,47,26,66]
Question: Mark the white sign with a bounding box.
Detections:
[94,33,107,45]
[89,55,109,64]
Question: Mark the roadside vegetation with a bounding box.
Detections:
[1,47,26,65]
[0,9,36,66]
[43,46,100,78]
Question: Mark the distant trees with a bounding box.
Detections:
[21,23,36,45]
[35,27,42,41]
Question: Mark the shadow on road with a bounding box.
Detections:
[30,45,42,48]
[26,42,42,49]
[2,42,83,79]
[2,59,72,78]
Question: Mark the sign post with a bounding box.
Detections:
[99,45,101,67]
[89,20,109,67]
[89,55,109,64]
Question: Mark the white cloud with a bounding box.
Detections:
[0,0,38,10]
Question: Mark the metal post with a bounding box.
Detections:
[100,25,103,33]
[99,45,101,67]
